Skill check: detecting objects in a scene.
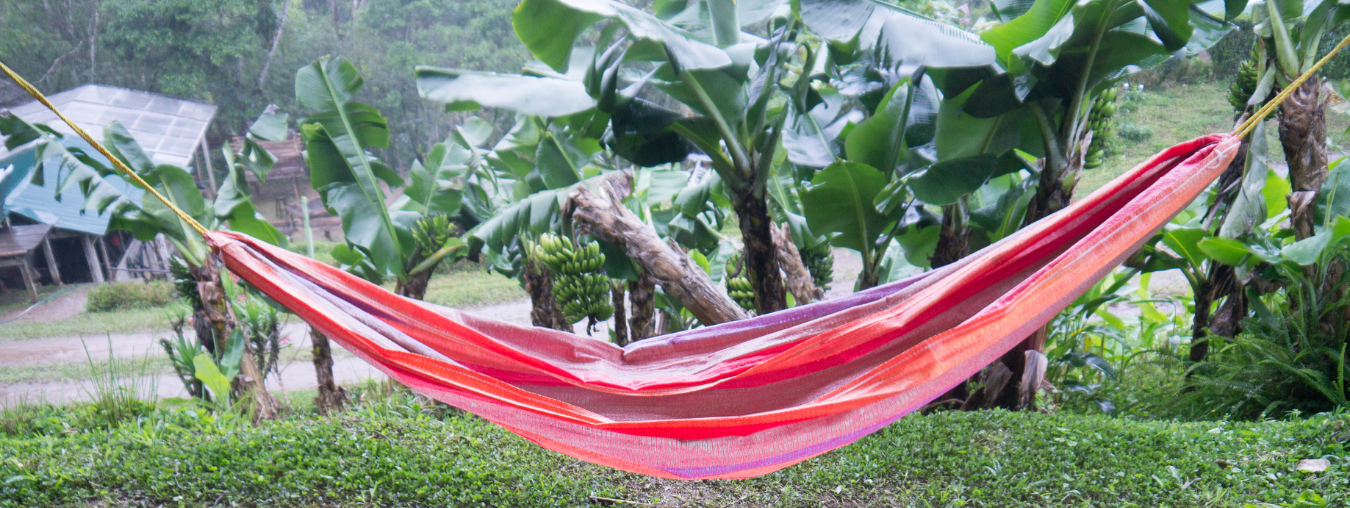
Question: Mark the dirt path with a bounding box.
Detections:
[0,298,541,404]
[0,249,865,404]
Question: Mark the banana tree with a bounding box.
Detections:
[1247,0,1350,240]
[296,56,467,300]
[0,110,288,419]
[966,0,1242,225]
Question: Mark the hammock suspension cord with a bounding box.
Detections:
[1232,30,1350,138]
[3,29,1350,234]
[0,61,208,238]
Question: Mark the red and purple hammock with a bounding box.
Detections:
[207,133,1241,479]
[0,57,1266,480]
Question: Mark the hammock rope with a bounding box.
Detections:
[1232,30,1350,138]
[0,61,209,238]
[0,30,1346,481]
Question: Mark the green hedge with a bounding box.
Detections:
[1,401,1346,506]
[83,281,178,312]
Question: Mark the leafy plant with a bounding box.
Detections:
[80,336,157,427]
[297,56,467,298]
[85,281,179,312]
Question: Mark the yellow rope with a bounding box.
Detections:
[0,61,209,238]
[1233,31,1350,139]
[5,29,1350,237]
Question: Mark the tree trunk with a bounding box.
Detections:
[1191,114,1253,362]
[258,0,293,89]
[932,199,973,403]
[771,223,823,304]
[932,199,971,269]
[611,286,629,346]
[192,260,280,421]
[395,270,432,301]
[1279,79,1328,241]
[569,173,749,325]
[733,193,787,315]
[310,327,347,415]
[523,258,574,332]
[628,270,657,341]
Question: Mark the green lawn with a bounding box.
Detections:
[421,266,527,308]
[1077,81,1350,197]
[0,396,1344,507]
[0,308,174,341]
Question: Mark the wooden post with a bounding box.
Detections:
[96,236,113,282]
[200,141,218,199]
[40,237,61,285]
[82,234,105,283]
[20,261,37,303]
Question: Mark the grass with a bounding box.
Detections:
[1077,81,1350,197]
[0,356,172,385]
[421,266,526,308]
[0,393,1345,507]
[0,307,174,341]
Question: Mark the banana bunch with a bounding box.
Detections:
[413,214,458,253]
[800,242,833,291]
[724,253,756,311]
[1084,88,1118,170]
[1229,56,1260,112]
[531,233,614,325]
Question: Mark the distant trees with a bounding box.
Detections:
[0,0,526,172]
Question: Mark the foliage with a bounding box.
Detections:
[297,56,467,290]
[0,397,1347,506]
[0,0,527,171]
[78,336,158,428]
[83,281,179,312]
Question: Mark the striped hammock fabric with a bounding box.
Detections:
[208,134,1239,480]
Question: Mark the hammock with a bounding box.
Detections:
[0,41,1320,477]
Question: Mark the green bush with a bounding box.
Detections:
[1116,122,1154,142]
[83,281,178,312]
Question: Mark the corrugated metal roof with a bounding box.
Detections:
[0,84,217,168]
[0,140,144,236]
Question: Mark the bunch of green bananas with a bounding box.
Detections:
[724,253,756,311]
[800,242,833,291]
[1084,88,1118,170]
[413,214,458,253]
[1229,56,1260,112]
[532,233,614,325]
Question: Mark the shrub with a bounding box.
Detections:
[1116,122,1154,142]
[84,281,178,312]
[1180,269,1350,420]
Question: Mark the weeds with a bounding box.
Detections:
[80,336,157,427]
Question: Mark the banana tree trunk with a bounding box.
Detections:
[628,270,657,341]
[734,193,787,315]
[771,223,823,304]
[524,259,574,332]
[1279,79,1328,241]
[192,261,280,421]
[612,285,629,346]
[932,198,971,269]
[569,173,749,325]
[310,328,347,415]
[1191,123,1252,362]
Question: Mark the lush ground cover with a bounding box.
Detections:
[0,389,1345,507]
